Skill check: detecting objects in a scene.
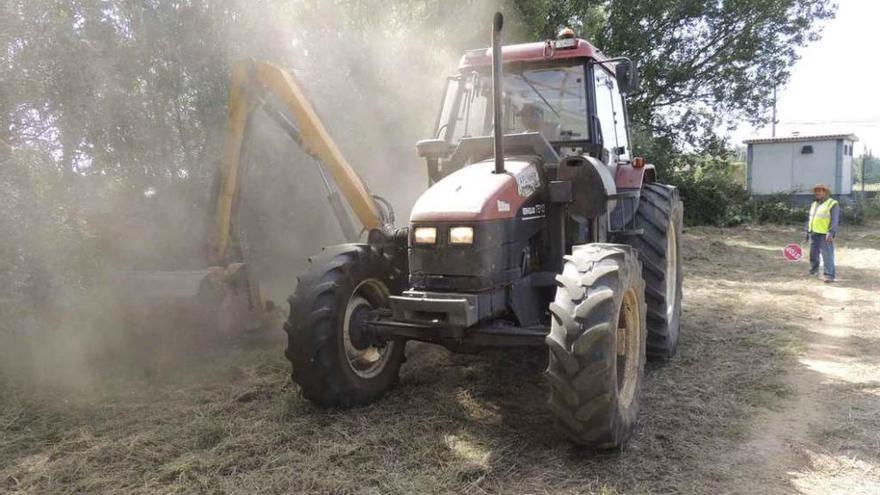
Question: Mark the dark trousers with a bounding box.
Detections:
[809,233,835,279]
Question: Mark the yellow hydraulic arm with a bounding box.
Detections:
[213,59,383,264]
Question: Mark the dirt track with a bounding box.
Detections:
[2,222,879,494]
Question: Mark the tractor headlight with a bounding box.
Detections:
[414,227,437,244]
[449,226,474,245]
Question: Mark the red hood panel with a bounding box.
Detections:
[410,159,541,222]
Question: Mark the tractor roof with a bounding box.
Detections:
[458,38,610,71]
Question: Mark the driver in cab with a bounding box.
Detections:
[518,103,559,141]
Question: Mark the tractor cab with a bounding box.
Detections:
[440,61,590,145]
[418,31,640,182]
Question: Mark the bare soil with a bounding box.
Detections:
[1,222,878,494]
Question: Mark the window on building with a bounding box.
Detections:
[801,145,814,154]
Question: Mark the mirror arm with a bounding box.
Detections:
[588,56,632,70]
[589,56,631,64]
[591,56,640,95]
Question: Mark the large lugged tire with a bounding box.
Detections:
[546,244,647,449]
[614,182,683,359]
[284,244,405,407]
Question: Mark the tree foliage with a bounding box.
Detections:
[854,152,880,184]
[513,0,836,154]
[0,0,503,302]
[0,0,839,301]
[666,151,749,226]
[3,0,836,181]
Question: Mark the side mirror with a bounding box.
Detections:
[416,138,453,185]
[415,138,452,160]
[615,59,640,95]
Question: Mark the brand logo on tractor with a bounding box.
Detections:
[521,204,546,217]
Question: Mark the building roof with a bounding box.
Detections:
[743,134,858,145]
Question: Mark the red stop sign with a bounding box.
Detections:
[783,243,803,261]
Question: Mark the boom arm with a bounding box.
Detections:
[213,59,383,263]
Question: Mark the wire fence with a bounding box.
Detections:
[853,182,880,193]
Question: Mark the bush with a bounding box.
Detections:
[746,194,803,225]
[852,193,880,221]
[664,151,875,227]
[668,153,749,226]
[841,199,863,225]
[0,150,100,302]
[744,193,869,227]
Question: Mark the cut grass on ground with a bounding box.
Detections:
[4,222,879,494]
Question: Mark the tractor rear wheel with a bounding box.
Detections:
[284,244,405,407]
[614,182,683,359]
[546,244,647,449]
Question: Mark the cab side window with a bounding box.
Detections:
[593,68,616,159]
[593,67,630,162]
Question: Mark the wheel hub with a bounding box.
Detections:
[346,302,374,350]
[342,281,395,379]
[616,288,640,408]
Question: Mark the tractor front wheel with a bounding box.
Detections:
[545,244,647,449]
[285,244,405,407]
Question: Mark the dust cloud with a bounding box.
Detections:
[0,1,519,393]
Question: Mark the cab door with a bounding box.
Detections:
[591,65,631,168]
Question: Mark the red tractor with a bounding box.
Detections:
[286,14,683,449]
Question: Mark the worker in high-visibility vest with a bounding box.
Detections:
[805,183,839,283]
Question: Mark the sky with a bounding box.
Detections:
[730,0,880,155]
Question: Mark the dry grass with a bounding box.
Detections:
[2,222,878,494]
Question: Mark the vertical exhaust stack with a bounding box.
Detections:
[492,12,505,174]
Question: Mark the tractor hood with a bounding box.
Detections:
[410,158,542,222]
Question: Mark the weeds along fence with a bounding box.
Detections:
[670,171,878,227]
[743,192,879,226]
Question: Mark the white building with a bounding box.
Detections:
[744,134,858,200]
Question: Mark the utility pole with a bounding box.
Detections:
[771,84,777,137]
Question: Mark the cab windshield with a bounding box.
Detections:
[435,63,589,144]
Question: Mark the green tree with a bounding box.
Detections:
[854,152,880,185]
[512,0,836,162]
